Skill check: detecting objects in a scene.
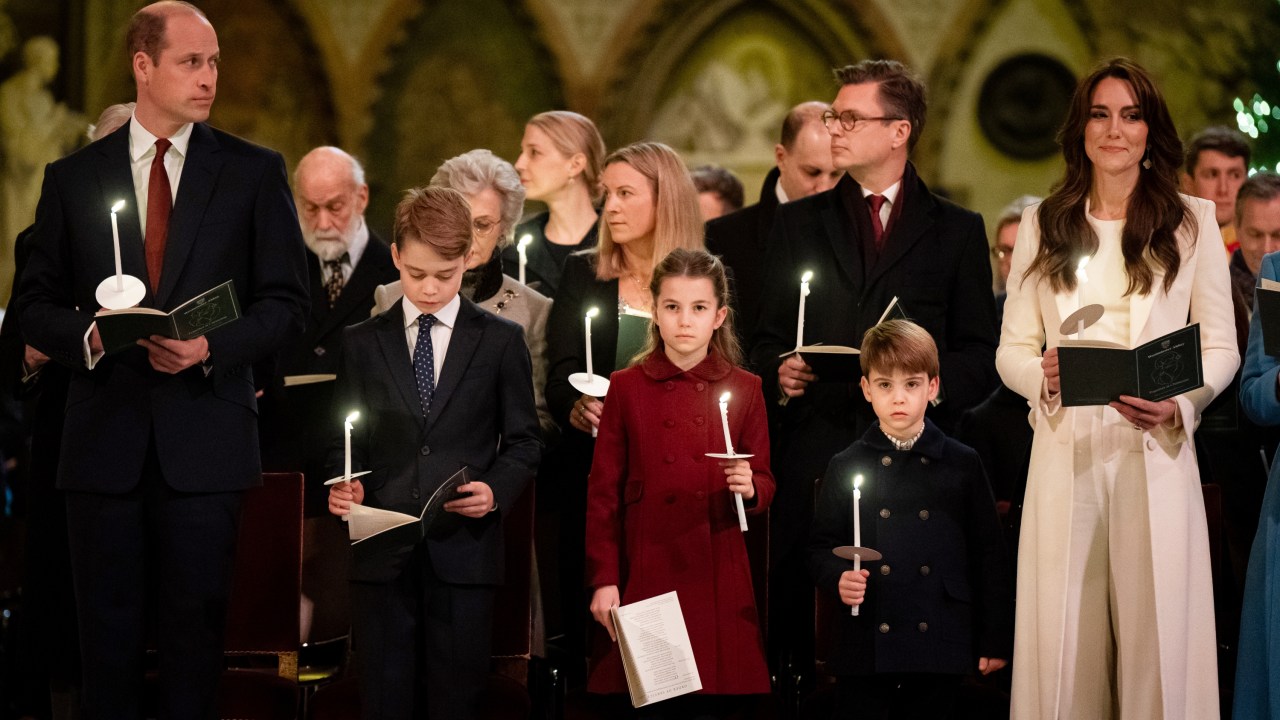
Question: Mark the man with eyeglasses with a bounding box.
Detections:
[749,59,1000,697]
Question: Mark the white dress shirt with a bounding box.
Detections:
[861,179,901,229]
[401,293,461,381]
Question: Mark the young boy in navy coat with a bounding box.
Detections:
[808,320,1012,718]
[327,186,541,720]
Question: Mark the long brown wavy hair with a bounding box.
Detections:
[631,248,742,368]
[1026,57,1194,296]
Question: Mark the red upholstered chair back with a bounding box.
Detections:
[225,472,304,671]
[491,480,535,684]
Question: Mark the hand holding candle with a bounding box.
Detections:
[568,307,609,437]
[517,234,532,286]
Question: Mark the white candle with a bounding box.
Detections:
[585,307,598,378]
[719,392,748,532]
[517,234,532,286]
[1075,256,1090,339]
[796,270,812,349]
[343,410,359,481]
[718,392,734,455]
[853,474,863,547]
[110,200,126,291]
[853,473,863,616]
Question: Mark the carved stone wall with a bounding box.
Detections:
[0,0,1276,300]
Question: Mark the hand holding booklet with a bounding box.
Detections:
[1057,324,1203,407]
[610,591,702,708]
[345,467,471,560]
[780,297,908,384]
[95,280,240,355]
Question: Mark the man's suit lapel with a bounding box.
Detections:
[820,191,863,291]
[158,123,222,308]
[425,298,483,436]
[374,302,426,424]
[95,125,149,300]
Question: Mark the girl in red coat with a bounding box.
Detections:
[586,247,775,718]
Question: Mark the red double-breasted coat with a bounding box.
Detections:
[585,350,774,695]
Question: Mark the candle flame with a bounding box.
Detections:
[854,474,863,488]
[801,270,813,283]
[110,199,126,213]
[586,307,599,319]
[345,411,360,423]
[719,392,730,402]
[517,234,532,250]
[1076,256,1091,273]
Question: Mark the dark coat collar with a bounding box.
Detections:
[859,416,947,459]
[640,348,734,383]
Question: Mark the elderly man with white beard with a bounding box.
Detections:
[257,145,399,645]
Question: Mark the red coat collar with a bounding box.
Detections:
[640,349,734,382]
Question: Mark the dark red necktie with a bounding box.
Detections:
[867,194,887,249]
[145,138,173,293]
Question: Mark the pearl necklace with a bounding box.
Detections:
[883,423,924,451]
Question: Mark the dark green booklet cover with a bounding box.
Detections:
[95,280,240,355]
[616,310,651,367]
[1058,324,1203,407]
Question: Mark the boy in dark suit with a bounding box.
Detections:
[327,186,541,720]
[808,320,1012,718]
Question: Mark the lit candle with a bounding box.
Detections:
[718,392,735,455]
[110,200,126,291]
[853,474,863,616]
[517,234,532,286]
[343,410,360,481]
[796,270,812,349]
[342,410,360,522]
[719,392,748,532]
[1075,256,1091,338]
[584,307,599,378]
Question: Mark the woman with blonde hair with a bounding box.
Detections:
[503,110,606,297]
[542,141,703,679]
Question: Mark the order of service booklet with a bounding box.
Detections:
[345,466,471,560]
[1057,324,1203,407]
[610,591,702,708]
[95,280,240,355]
[1256,278,1280,357]
[780,297,909,383]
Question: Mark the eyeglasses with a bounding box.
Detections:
[472,217,502,237]
[821,109,903,132]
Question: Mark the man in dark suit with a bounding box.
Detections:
[259,146,397,514]
[327,186,540,719]
[749,59,998,694]
[16,3,309,716]
[705,100,842,345]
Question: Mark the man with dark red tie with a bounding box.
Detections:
[748,59,999,698]
[17,2,309,716]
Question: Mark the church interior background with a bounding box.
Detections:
[0,0,1278,303]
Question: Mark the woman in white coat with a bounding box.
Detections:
[997,58,1238,719]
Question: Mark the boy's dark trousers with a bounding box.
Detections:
[351,542,495,720]
[835,673,961,720]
